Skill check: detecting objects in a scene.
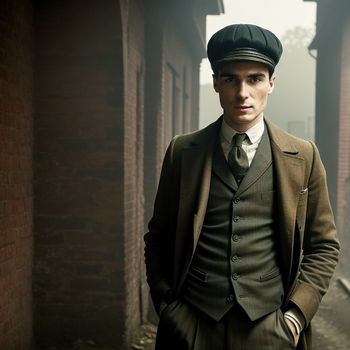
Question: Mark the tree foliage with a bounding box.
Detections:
[281,26,315,49]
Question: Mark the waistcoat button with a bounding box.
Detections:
[232,273,239,280]
[226,294,235,303]
[231,255,238,262]
[232,234,239,242]
[233,216,240,222]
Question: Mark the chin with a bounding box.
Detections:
[236,115,255,123]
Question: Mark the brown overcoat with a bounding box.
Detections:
[144,117,340,349]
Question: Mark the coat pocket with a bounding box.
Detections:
[260,267,281,282]
[187,266,208,283]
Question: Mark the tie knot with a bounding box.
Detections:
[232,133,247,146]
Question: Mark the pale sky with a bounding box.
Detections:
[200,0,317,84]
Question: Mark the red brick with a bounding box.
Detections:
[0,0,33,348]
[33,0,127,347]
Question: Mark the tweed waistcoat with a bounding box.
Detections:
[182,129,284,321]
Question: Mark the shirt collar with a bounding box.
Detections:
[221,117,265,144]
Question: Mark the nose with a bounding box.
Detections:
[237,81,249,100]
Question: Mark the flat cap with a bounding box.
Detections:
[207,24,283,71]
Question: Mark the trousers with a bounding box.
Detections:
[155,299,295,350]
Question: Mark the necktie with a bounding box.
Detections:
[228,133,249,184]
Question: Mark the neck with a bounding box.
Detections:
[223,114,264,133]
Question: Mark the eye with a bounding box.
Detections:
[222,76,240,85]
[249,77,261,83]
[224,77,234,83]
[248,75,264,84]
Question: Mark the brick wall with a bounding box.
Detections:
[33,0,125,347]
[143,10,165,310]
[312,5,345,218]
[122,0,147,345]
[32,0,208,347]
[0,0,34,349]
[0,0,214,348]
[163,22,201,140]
[340,13,350,243]
[144,5,165,205]
[143,1,203,324]
[143,2,202,212]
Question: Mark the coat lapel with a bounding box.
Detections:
[212,138,238,192]
[266,120,305,286]
[174,118,221,291]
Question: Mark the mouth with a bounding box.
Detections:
[235,105,252,111]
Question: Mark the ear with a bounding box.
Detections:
[268,74,276,94]
[213,74,219,92]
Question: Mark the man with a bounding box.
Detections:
[144,24,340,349]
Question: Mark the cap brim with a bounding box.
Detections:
[215,48,276,69]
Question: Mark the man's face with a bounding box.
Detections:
[213,61,275,132]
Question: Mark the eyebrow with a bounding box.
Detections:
[219,72,267,78]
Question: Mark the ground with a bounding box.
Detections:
[311,257,350,350]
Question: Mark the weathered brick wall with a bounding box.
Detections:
[33,0,125,347]
[0,0,34,349]
[163,22,201,141]
[143,3,203,323]
[31,0,208,348]
[143,7,202,196]
[122,0,147,345]
[340,13,350,246]
[143,11,166,322]
[144,6,165,222]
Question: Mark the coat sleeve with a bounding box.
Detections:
[144,136,179,315]
[289,141,340,326]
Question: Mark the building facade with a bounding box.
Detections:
[306,0,350,245]
[0,0,223,349]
